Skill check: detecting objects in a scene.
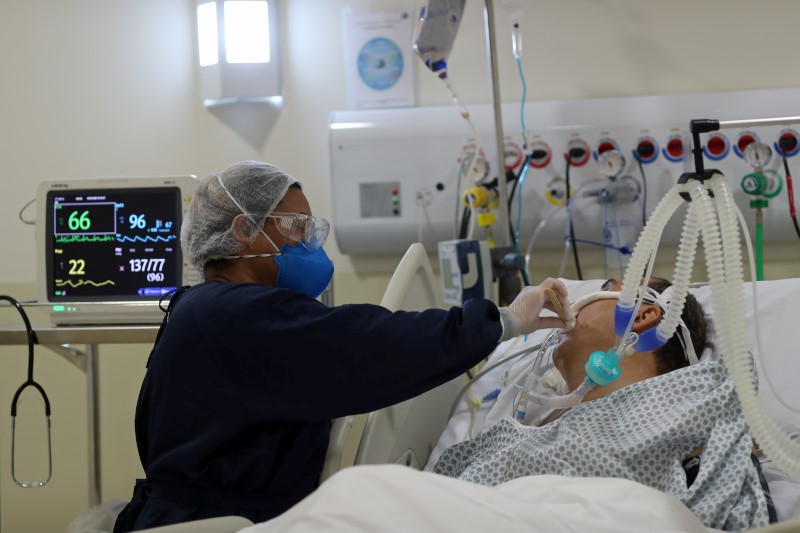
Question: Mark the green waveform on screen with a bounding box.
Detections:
[55,279,116,288]
[56,235,117,243]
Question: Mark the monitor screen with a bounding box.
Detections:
[45,187,183,301]
[36,176,199,324]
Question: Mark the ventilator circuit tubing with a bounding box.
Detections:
[618,173,800,479]
[616,186,686,349]
[708,175,800,479]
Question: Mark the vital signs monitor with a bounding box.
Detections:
[35,176,200,325]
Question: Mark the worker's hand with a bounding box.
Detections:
[498,278,572,342]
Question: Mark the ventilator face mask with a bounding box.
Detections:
[217,177,334,298]
[511,287,698,411]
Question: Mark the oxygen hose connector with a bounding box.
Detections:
[585,350,621,387]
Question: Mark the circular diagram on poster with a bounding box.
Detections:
[357,37,404,91]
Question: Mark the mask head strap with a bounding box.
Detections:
[561,291,621,332]
[638,286,699,365]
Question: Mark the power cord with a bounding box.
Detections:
[564,148,585,279]
[635,144,653,228]
[779,137,800,240]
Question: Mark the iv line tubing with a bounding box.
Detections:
[449,340,544,420]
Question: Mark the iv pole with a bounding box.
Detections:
[483,0,522,305]
[483,0,510,244]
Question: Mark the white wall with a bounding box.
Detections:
[2,0,800,531]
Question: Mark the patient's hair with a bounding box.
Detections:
[646,277,709,374]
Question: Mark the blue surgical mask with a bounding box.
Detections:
[274,243,334,298]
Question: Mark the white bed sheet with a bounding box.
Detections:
[425,277,800,522]
[241,464,717,533]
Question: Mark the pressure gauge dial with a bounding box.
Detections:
[598,150,626,178]
[743,142,772,169]
[460,155,490,184]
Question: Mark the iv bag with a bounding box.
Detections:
[413,0,466,73]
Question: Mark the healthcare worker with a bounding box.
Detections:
[114,161,570,532]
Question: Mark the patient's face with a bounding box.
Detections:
[552,279,622,383]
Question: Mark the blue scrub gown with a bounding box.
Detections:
[114,281,502,531]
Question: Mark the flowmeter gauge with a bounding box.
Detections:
[741,170,782,198]
[743,142,772,169]
[598,150,626,178]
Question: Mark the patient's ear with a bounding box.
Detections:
[632,305,661,333]
[230,214,256,245]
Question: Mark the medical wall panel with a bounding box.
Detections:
[330,88,800,255]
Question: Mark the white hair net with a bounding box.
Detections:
[181,161,298,269]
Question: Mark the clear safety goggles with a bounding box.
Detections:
[268,212,330,250]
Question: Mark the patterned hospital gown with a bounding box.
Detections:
[434,362,769,531]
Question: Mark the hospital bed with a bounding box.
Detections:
[136,244,800,532]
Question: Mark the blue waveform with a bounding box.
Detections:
[116,234,176,243]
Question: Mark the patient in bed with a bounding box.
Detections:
[433,278,773,531]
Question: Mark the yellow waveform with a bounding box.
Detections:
[55,279,116,288]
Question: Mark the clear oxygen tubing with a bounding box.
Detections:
[466,194,477,239]
[443,74,482,187]
[516,379,594,412]
[448,339,543,421]
[734,202,800,413]
[416,191,436,247]
[707,173,800,478]
[513,329,597,415]
[523,206,561,280]
[467,336,522,439]
[442,72,482,240]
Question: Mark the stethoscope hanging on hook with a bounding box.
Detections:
[1,295,52,488]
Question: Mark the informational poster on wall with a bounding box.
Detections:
[343,10,415,110]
